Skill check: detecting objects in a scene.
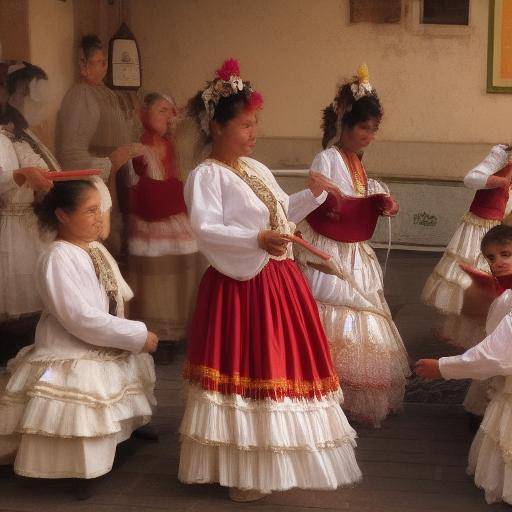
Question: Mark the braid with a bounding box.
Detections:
[321,104,338,149]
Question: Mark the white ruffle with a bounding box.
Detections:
[128,213,198,257]
[178,385,361,492]
[294,221,410,427]
[179,438,362,493]
[421,214,497,316]
[0,347,156,439]
[318,302,410,427]
[467,377,512,504]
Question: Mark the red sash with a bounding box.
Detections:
[307,192,388,243]
[469,164,512,220]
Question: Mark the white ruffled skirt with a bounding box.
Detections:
[295,222,411,428]
[0,345,156,478]
[178,385,362,493]
[0,206,45,319]
[467,376,512,504]
[421,212,498,346]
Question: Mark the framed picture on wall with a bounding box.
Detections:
[487,0,512,93]
[106,23,141,90]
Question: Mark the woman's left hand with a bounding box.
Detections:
[381,195,399,217]
[307,170,342,199]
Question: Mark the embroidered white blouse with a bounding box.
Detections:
[31,241,147,362]
[184,157,326,281]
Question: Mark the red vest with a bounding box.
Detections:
[469,164,512,220]
[307,192,388,243]
[130,130,187,222]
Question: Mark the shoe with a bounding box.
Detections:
[132,425,159,442]
[229,488,268,502]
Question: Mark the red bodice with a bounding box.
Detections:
[130,130,187,222]
[469,164,512,220]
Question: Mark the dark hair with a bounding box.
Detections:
[321,83,383,149]
[481,224,512,252]
[33,180,96,232]
[80,34,103,62]
[188,89,251,144]
[7,62,47,96]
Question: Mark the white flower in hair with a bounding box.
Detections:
[229,75,243,92]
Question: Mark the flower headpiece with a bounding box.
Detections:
[326,63,377,148]
[199,58,263,135]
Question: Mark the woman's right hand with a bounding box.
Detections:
[13,167,53,192]
[258,229,290,257]
[109,143,145,172]
[142,331,159,353]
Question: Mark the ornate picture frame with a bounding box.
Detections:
[487,0,512,93]
[106,23,141,90]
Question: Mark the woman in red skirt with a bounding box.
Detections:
[178,59,361,502]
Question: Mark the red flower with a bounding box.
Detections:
[216,58,240,80]
[247,90,264,111]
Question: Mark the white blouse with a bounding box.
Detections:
[184,157,326,281]
[463,146,510,190]
[32,241,147,361]
[310,147,386,196]
[440,290,512,380]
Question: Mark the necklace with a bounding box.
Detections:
[334,146,367,196]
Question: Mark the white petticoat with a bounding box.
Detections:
[467,376,512,504]
[178,385,362,493]
[421,212,498,319]
[294,221,411,428]
[0,345,156,478]
[128,213,197,257]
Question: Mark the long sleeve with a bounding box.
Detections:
[464,146,510,190]
[439,313,512,380]
[39,249,147,352]
[185,166,269,281]
[0,134,18,194]
[288,188,327,224]
[57,85,112,179]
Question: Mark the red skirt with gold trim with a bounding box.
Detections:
[184,259,339,400]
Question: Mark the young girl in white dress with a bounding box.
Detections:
[421,145,511,349]
[0,180,157,491]
[295,65,410,427]
[416,224,512,505]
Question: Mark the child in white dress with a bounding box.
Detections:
[416,224,512,505]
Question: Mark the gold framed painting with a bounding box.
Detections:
[488,0,512,93]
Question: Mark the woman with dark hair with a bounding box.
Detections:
[294,65,410,428]
[178,59,361,502]
[0,179,157,486]
[125,92,199,345]
[56,34,143,254]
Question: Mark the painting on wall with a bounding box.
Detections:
[488,0,512,93]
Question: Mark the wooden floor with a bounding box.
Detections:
[1,249,510,511]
